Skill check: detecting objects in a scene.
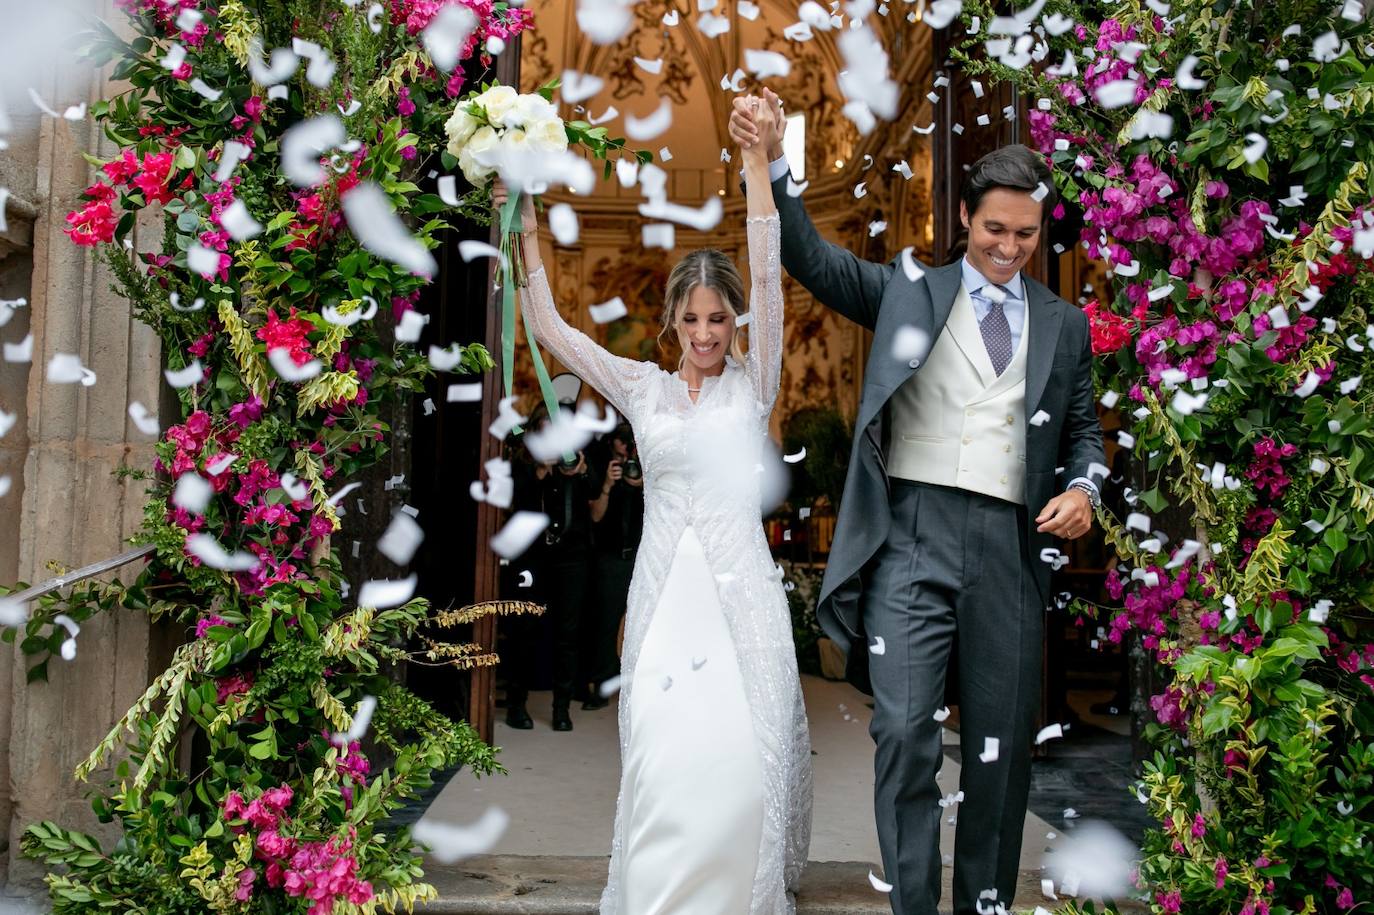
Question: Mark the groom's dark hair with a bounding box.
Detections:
[961,144,1057,219]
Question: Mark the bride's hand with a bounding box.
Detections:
[729,95,762,151]
[491,179,537,232]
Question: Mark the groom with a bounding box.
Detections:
[731,95,1106,915]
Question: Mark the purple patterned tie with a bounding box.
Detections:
[977,285,1013,375]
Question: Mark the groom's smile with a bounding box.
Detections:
[960,187,1045,285]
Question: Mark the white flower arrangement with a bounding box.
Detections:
[444,84,569,187]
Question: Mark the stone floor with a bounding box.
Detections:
[421,675,1155,913]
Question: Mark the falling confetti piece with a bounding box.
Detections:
[1034,723,1064,745]
[869,635,886,655]
[590,297,628,323]
[357,574,418,609]
[332,695,378,745]
[491,511,550,558]
[414,809,510,863]
[186,533,260,571]
[783,447,806,464]
[343,182,437,277]
[128,402,160,435]
[934,706,951,722]
[173,474,213,514]
[625,98,673,140]
[378,512,425,565]
[1029,409,1050,426]
[869,871,894,893]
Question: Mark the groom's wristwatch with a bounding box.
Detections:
[1068,480,1101,510]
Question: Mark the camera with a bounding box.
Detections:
[558,453,581,472]
[623,457,642,481]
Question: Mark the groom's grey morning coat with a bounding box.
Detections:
[770,175,1106,692]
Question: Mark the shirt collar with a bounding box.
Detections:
[960,256,1025,304]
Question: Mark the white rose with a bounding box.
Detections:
[500,92,558,130]
[476,85,519,125]
[444,106,478,157]
[503,128,534,156]
[527,116,569,154]
[457,125,500,185]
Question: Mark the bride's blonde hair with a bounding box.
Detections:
[657,249,748,371]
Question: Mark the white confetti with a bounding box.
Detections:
[1242,132,1268,164]
[246,39,297,86]
[868,871,893,893]
[220,199,264,241]
[186,533,260,571]
[933,705,951,722]
[290,37,336,87]
[268,347,323,382]
[491,511,550,558]
[378,512,425,565]
[46,353,95,386]
[187,243,221,278]
[413,809,510,863]
[164,360,205,389]
[356,575,418,609]
[979,737,1000,763]
[1092,80,1137,109]
[561,70,605,103]
[1035,723,1064,745]
[447,383,483,402]
[1029,409,1050,426]
[923,0,962,28]
[638,195,722,231]
[281,114,346,187]
[3,333,31,363]
[331,695,378,746]
[173,474,213,514]
[127,402,160,436]
[642,223,675,249]
[624,98,673,141]
[343,182,437,277]
[589,297,628,324]
[745,48,791,79]
[697,12,731,36]
[548,203,579,245]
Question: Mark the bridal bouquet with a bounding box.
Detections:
[445,84,569,187]
[441,81,653,411]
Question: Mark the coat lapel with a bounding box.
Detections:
[1024,277,1065,414]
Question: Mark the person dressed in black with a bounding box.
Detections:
[503,403,600,732]
[580,423,645,710]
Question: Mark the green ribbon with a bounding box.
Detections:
[497,189,563,428]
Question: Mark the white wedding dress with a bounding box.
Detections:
[520,213,812,913]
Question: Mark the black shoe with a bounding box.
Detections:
[552,707,573,731]
[505,705,533,729]
[581,695,610,711]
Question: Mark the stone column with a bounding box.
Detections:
[2,24,168,892]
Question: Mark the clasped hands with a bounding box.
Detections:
[728,87,786,162]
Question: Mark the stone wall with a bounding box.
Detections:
[0,32,169,894]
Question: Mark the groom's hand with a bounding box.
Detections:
[1035,489,1093,539]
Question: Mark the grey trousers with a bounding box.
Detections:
[863,480,1042,915]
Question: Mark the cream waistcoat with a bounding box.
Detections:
[886,283,1029,504]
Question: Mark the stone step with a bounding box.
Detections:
[419,856,1093,914]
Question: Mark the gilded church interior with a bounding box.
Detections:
[509,0,937,435]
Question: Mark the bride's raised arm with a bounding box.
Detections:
[499,184,657,421]
[741,97,784,412]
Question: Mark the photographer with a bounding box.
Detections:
[580,423,644,710]
[503,404,599,732]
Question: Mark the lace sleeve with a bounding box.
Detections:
[519,265,656,421]
[744,213,784,412]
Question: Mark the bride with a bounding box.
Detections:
[493,96,812,913]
